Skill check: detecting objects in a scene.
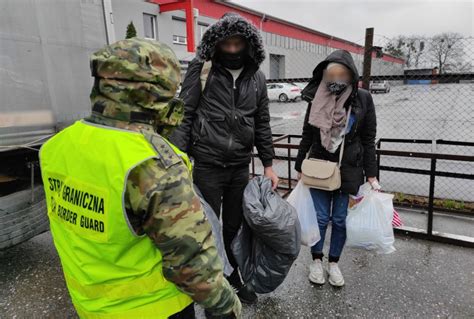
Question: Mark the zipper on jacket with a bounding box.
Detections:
[227,85,236,155]
[352,110,359,137]
[225,68,246,162]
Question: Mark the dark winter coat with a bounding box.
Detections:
[295,50,378,195]
[170,13,274,168]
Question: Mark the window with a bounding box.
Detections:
[199,24,209,39]
[143,14,157,40]
[173,35,187,45]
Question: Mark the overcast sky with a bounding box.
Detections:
[231,0,473,45]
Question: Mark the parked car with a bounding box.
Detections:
[370,80,391,93]
[291,82,308,90]
[267,83,301,102]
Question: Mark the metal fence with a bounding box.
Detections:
[253,32,474,246]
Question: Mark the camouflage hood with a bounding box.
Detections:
[89,38,183,136]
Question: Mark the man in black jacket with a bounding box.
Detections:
[170,13,278,304]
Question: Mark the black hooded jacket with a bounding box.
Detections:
[170,13,274,168]
[295,50,378,195]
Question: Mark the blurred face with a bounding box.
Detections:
[323,64,352,83]
[218,35,246,54]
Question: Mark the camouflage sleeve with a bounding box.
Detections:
[125,158,241,317]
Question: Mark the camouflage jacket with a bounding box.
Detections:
[85,114,241,317]
[86,37,240,317]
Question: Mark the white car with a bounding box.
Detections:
[292,82,308,90]
[266,83,301,102]
[370,80,391,93]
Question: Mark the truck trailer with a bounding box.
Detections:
[0,0,111,249]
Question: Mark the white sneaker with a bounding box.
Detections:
[308,259,325,284]
[328,262,345,287]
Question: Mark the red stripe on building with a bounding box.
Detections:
[150,0,405,64]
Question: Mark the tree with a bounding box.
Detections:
[384,36,425,68]
[125,21,137,39]
[428,32,465,74]
[384,41,405,59]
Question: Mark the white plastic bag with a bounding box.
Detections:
[346,182,396,254]
[287,181,321,246]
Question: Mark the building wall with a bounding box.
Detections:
[111,0,159,43]
[111,1,213,62]
[261,31,404,79]
[111,0,404,80]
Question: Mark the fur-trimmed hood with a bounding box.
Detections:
[197,13,266,66]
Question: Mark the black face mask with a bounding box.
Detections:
[326,80,349,95]
[216,50,246,70]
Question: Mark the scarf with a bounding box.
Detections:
[308,80,352,153]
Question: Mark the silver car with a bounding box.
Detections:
[370,80,391,93]
[266,83,301,102]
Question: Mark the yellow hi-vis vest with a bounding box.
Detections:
[39,120,193,319]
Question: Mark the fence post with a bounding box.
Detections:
[427,157,437,236]
[287,135,292,191]
[376,139,381,181]
[362,27,374,90]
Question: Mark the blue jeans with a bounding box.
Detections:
[310,188,349,259]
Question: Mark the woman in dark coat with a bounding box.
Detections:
[295,50,380,287]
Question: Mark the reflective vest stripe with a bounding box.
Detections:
[63,266,167,300]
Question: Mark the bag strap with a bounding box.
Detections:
[200,60,212,93]
[305,105,352,166]
[338,105,352,167]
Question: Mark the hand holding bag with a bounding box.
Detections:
[301,106,352,191]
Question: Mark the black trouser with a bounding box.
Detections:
[193,164,249,270]
[169,303,195,319]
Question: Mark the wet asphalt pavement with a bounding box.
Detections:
[1,230,473,318]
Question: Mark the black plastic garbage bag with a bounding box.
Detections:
[231,176,301,293]
[194,185,233,276]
